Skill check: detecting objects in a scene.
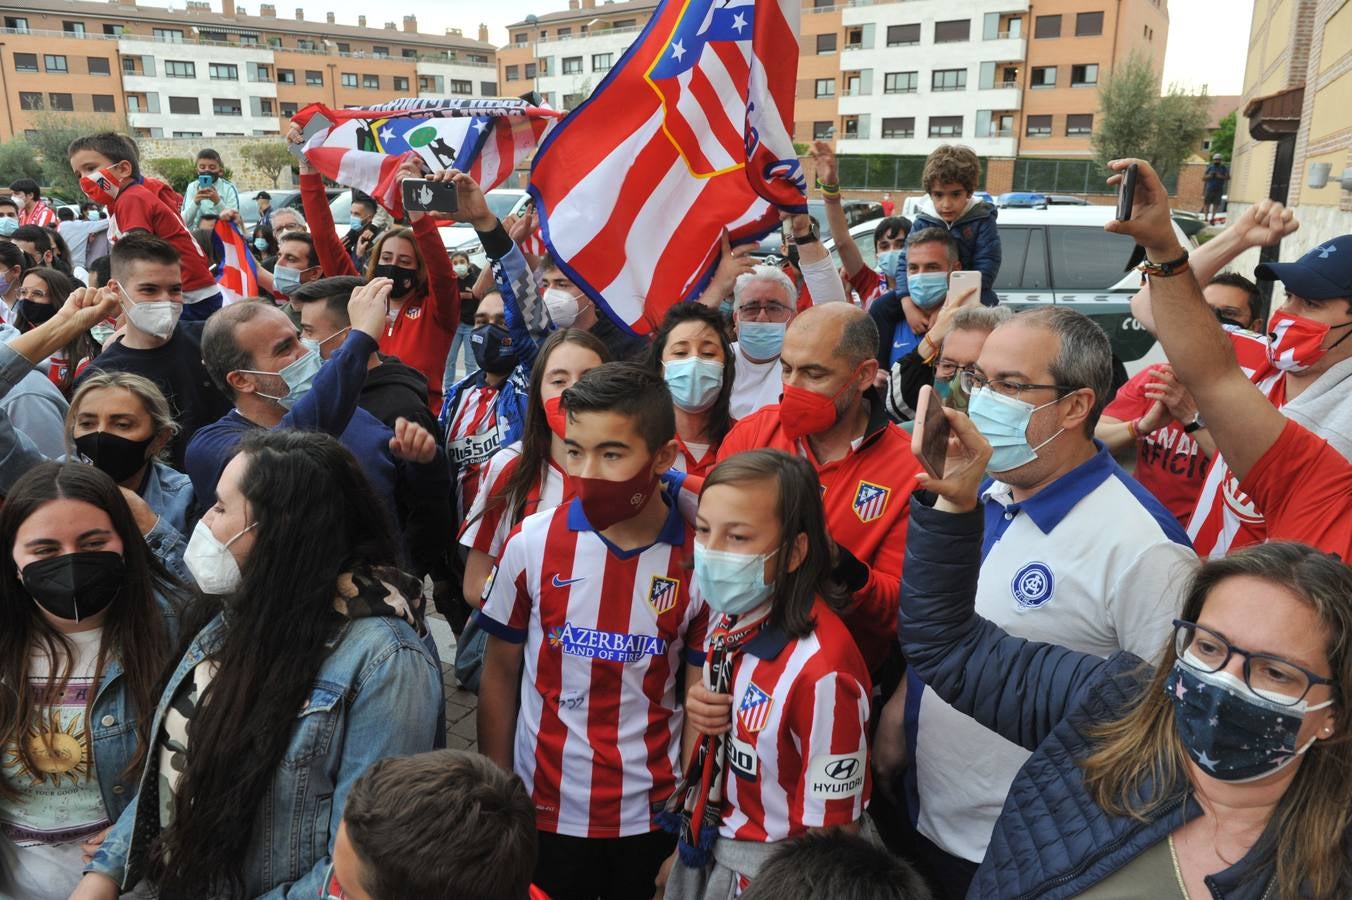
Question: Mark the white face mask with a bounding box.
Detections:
[543,287,580,328]
[119,288,182,340]
[183,520,255,594]
[452,263,469,277]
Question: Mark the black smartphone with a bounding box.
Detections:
[1116,163,1139,221]
[402,178,459,213]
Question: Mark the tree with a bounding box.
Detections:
[0,139,43,185]
[26,111,127,199]
[240,141,297,188]
[1093,54,1209,185]
[1210,110,1236,163]
[143,157,198,194]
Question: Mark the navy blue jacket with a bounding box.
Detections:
[901,200,1001,305]
[899,496,1344,900]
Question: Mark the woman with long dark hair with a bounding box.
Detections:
[644,303,736,476]
[73,430,442,899]
[0,240,31,318]
[13,267,97,396]
[900,411,1351,899]
[459,327,609,607]
[0,463,183,900]
[664,449,870,897]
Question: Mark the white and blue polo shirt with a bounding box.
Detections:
[903,442,1197,863]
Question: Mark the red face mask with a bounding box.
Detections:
[79,168,122,207]
[576,463,658,531]
[543,394,568,440]
[1267,309,1352,373]
[779,366,862,440]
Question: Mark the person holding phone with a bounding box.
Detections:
[179,149,239,230]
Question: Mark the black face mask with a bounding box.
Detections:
[75,431,155,484]
[16,300,56,330]
[471,324,519,375]
[373,264,418,299]
[21,551,126,622]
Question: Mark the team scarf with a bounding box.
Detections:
[659,607,771,867]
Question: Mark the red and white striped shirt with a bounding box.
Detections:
[1187,331,1286,557]
[712,600,871,843]
[19,200,57,229]
[480,478,710,839]
[460,441,572,558]
[671,435,718,477]
[444,382,506,519]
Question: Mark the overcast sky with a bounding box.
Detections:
[147,0,1256,95]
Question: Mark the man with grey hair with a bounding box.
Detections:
[898,305,1196,898]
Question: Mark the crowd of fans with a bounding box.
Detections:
[0,123,1346,900]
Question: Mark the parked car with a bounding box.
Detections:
[750,198,883,257]
[824,205,1194,374]
[997,191,1048,209]
[438,188,532,266]
[238,188,342,233]
[1044,194,1091,206]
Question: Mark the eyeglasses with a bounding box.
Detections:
[958,369,1075,401]
[935,360,975,380]
[320,862,346,899]
[737,302,794,321]
[1172,619,1335,706]
[16,288,48,301]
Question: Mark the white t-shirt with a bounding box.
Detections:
[729,344,783,420]
[0,628,108,900]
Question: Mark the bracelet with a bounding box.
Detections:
[1127,418,1141,439]
[920,334,940,364]
[1138,249,1190,278]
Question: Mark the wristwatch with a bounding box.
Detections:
[792,221,820,245]
[1183,413,1205,434]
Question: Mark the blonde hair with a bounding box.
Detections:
[64,372,179,459]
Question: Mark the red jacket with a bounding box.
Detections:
[108,180,218,298]
[301,173,459,413]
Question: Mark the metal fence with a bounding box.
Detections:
[837,155,988,191]
[1012,158,1178,195]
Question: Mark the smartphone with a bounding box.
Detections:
[947,270,981,302]
[911,385,951,480]
[1116,163,1139,222]
[402,177,459,213]
[289,111,335,160]
[197,174,213,188]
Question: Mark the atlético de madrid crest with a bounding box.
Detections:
[853,480,890,524]
[647,575,680,615]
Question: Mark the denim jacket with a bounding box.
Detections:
[86,609,443,898]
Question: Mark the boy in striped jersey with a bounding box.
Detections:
[478,362,708,900]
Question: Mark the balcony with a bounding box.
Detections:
[978,85,1021,109]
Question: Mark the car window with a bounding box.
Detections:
[1024,228,1048,289]
[486,192,523,220]
[329,191,352,223]
[238,195,259,223]
[994,226,1051,291]
[1048,226,1137,291]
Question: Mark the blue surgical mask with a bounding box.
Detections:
[1166,661,1332,783]
[272,264,303,295]
[877,250,903,281]
[239,349,322,410]
[694,543,779,616]
[966,386,1065,474]
[738,321,786,362]
[0,217,17,237]
[348,216,364,232]
[253,236,269,252]
[664,357,724,413]
[907,272,949,309]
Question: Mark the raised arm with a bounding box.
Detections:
[1108,161,1289,481]
[812,141,867,278]
[792,211,847,305]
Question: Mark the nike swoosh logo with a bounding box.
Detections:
[552,574,585,588]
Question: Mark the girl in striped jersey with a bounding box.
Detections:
[663,449,873,898]
[645,304,737,477]
[460,328,609,607]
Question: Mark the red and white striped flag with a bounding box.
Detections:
[291,99,561,218]
[212,219,259,303]
[530,0,805,334]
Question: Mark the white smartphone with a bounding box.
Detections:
[947,270,981,302]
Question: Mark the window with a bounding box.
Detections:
[4,17,28,32]
[18,92,41,110]
[253,64,272,82]
[153,27,184,42]
[363,74,379,89]
[304,70,323,86]
[296,39,317,51]
[884,71,918,93]
[1071,64,1098,86]
[210,63,239,81]
[402,49,417,59]
[1034,15,1061,38]
[513,32,527,44]
[63,21,85,36]
[928,116,963,137]
[418,76,435,93]
[505,65,520,80]
[165,60,195,78]
[277,68,295,84]
[557,27,571,37]
[394,76,409,90]
[538,58,550,75]
[613,19,636,28]
[281,102,299,117]
[92,94,116,113]
[886,23,920,46]
[992,227,1048,291]
[48,92,73,111]
[524,63,537,79]
[333,42,349,54]
[812,121,834,139]
[592,53,612,71]
[562,56,582,74]
[816,33,837,53]
[481,81,496,95]
[44,55,69,73]
[451,79,472,94]
[168,96,200,115]
[341,73,358,88]
[1026,114,1052,136]
[126,95,142,112]
[1049,227,1136,291]
[87,57,111,76]
[1031,66,1057,88]
[932,68,967,92]
[213,98,242,116]
[13,53,37,72]
[122,56,137,74]
[201,30,228,42]
[882,117,915,139]
[239,33,258,45]
[1075,11,1104,36]
[814,78,836,98]
[172,131,203,138]
[934,19,970,43]
[259,98,274,115]
[373,46,389,58]
[1066,113,1094,135]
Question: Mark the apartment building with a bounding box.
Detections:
[0,0,497,140]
